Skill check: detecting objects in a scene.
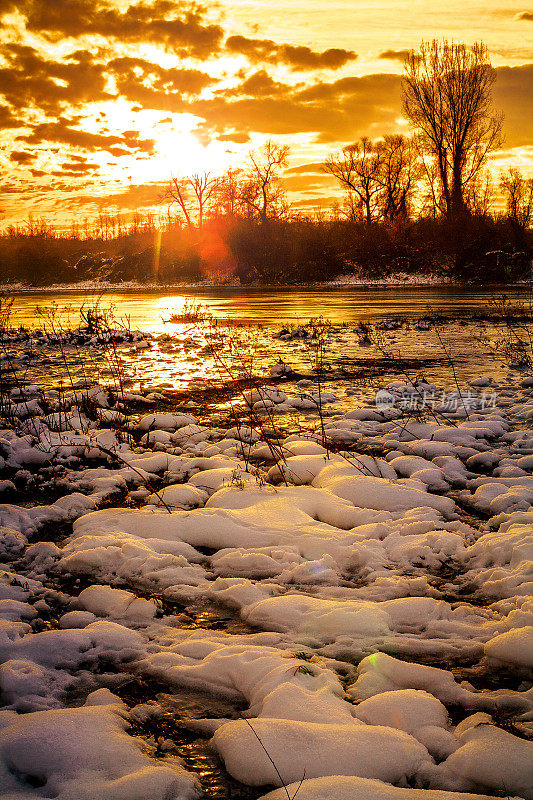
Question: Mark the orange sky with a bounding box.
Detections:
[0,0,532,227]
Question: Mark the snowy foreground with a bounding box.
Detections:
[0,375,532,800]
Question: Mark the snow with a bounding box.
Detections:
[313,468,456,517]
[242,594,393,641]
[484,626,533,670]
[76,585,158,624]
[427,723,533,798]
[2,326,533,800]
[353,689,450,736]
[348,652,504,709]
[0,702,198,800]
[260,777,513,800]
[137,412,196,431]
[214,718,430,787]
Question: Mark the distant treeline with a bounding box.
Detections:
[0,212,531,286]
[2,41,532,287]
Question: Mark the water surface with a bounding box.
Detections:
[9,285,528,333]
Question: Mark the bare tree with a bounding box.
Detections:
[324,137,382,225]
[500,167,533,228]
[375,134,419,222]
[214,168,244,217]
[240,140,290,224]
[402,40,503,222]
[465,169,494,216]
[163,177,194,229]
[162,172,220,230]
[190,172,220,229]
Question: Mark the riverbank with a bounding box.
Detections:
[2,275,532,293]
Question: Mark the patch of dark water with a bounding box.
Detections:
[171,599,254,635]
[118,676,272,799]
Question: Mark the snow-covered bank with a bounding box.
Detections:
[1,277,532,293]
[1,323,532,799]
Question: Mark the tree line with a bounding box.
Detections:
[1,40,532,286]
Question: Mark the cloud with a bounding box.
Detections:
[517,11,533,20]
[226,35,357,70]
[0,104,22,128]
[187,62,533,150]
[17,0,224,57]
[225,70,289,97]
[73,182,164,210]
[283,173,334,190]
[58,160,99,173]
[18,120,155,154]
[217,131,250,143]
[279,45,358,70]
[10,150,34,164]
[190,72,402,143]
[0,44,111,115]
[0,0,18,12]
[494,63,533,147]
[109,56,214,96]
[285,162,326,174]
[104,56,213,111]
[379,49,411,61]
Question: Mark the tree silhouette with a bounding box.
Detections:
[240,140,289,224]
[402,40,503,222]
[324,138,382,225]
[162,172,219,229]
[375,135,420,222]
[500,167,533,229]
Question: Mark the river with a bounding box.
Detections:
[3,285,531,406]
[7,284,529,332]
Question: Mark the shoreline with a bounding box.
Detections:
[1,278,532,294]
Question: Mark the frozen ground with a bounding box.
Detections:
[0,316,532,800]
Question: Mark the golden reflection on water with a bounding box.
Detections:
[9,285,529,332]
[5,286,530,396]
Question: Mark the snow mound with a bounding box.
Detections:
[0,702,198,799]
[260,776,502,800]
[214,718,430,786]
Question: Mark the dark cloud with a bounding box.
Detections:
[107,56,213,110]
[279,45,357,70]
[225,70,289,97]
[295,73,399,102]
[110,56,213,93]
[517,11,533,20]
[73,183,164,210]
[0,104,22,128]
[291,195,336,208]
[184,66,529,148]
[0,44,111,115]
[379,49,410,61]
[283,174,333,190]
[9,151,34,164]
[18,120,155,154]
[59,161,98,172]
[18,0,224,57]
[108,147,133,157]
[189,72,401,143]
[226,35,357,70]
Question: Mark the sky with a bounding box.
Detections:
[0,0,532,228]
